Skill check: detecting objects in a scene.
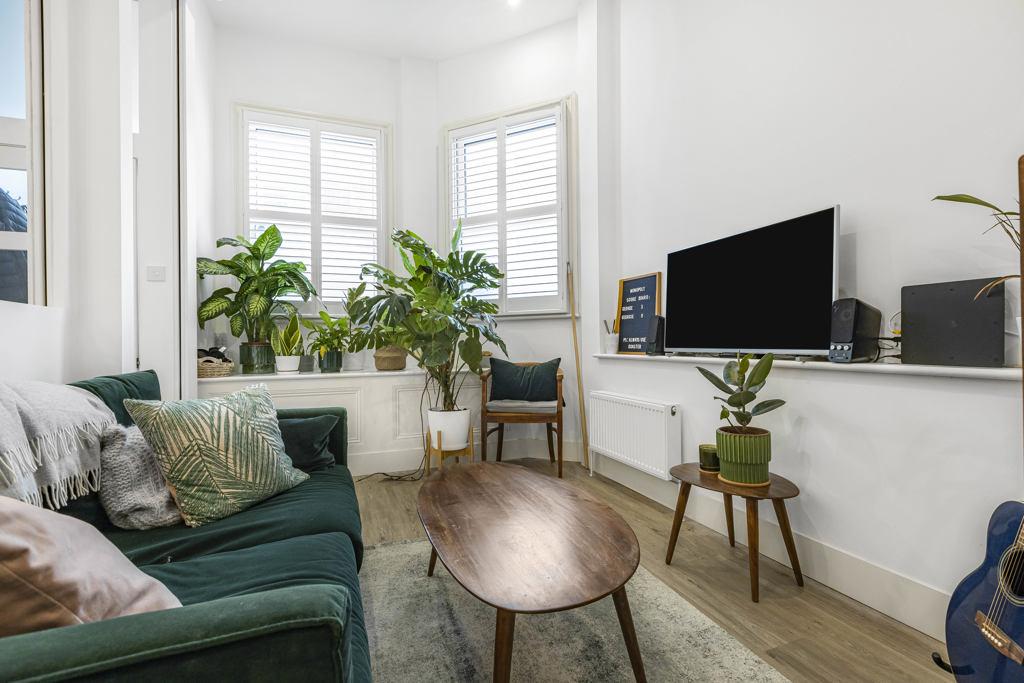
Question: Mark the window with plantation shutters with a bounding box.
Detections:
[447,104,570,315]
[241,107,388,305]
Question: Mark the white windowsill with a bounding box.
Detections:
[197,368,426,383]
[593,353,1022,382]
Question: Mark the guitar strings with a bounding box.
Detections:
[990,514,1024,625]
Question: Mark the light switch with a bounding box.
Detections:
[146,266,166,282]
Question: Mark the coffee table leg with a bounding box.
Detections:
[772,498,804,587]
[665,482,691,564]
[746,498,759,602]
[612,587,647,683]
[493,609,516,683]
[428,547,437,577]
[723,493,735,547]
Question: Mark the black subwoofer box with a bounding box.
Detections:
[901,278,1005,367]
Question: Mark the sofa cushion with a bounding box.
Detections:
[70,370,161,426]
[0,497,180,638]
[279,415,338,473]
[124,387,309,527]
[142,531,369,683]
[105,465,364,569]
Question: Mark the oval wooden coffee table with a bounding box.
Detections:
[417,462,646,682]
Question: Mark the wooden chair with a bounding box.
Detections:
[479,363,565,478]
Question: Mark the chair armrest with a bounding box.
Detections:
[277,407,348,466]
[0,584,356,683]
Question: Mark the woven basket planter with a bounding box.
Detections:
[374,345,407,371]
[716,427,771,487]
[197,357,234,378]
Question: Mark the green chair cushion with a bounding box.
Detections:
[280,416,339,473]
[70,369,161,426]
[489,357,560,402]
[104,465,364,570]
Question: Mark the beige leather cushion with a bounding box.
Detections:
[0,496,181,637]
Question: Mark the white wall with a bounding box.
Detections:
[575,0,1024,640]
[0,302,65,383]
[436,21,584,447]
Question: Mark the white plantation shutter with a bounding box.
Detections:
[448,105,568,314]
[241,108,387,304]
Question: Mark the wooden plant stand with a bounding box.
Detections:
[425,427,475,475]
[664,463,803,603]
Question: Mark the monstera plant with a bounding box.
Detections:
[350,227,506,449]
[196,225,316,374]
[697,353,785,486]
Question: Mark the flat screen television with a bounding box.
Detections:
[664,206,839,355]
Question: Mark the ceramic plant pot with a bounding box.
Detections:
[319,349,344,373]
[427,408,470,451]
[698,443,720,474]
[239,342,275,375]
[298,354,316,373]
[373,345,407,371]
[715,426,771,486]
[275,355,301,373]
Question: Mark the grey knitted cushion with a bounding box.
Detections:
[99,425,181,530]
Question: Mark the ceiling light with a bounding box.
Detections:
[508,0,521,7]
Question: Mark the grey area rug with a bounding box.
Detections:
[361,540,788,682]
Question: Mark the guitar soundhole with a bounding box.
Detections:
[999,549,1024,604]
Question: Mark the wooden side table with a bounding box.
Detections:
[664,463,803,602]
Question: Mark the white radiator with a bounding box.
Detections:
[588,391,682,480]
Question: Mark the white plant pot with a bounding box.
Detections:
[275,355,301,373]
[344,349,368,371]
[427,408,470,451]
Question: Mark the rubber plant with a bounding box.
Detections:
[196,225,316,373]
[933,193,1021,299]
[350,226,506,449]
[696,353,785,485]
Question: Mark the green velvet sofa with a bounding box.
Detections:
[0,371,371,682]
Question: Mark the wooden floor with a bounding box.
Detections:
[355,458,948,682]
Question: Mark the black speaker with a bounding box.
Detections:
[829,298,881,363]
[901,278,1005,367]
[645,315,665,355]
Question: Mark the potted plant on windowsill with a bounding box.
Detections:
[271,314,303,373]
[350,227,506,450]
[196,225,316,374]
[697,353,785,487]
[302,310,352,373]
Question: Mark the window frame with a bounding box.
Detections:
[236,104,392,312]
[0,0,45,305]
[442,98,575,318]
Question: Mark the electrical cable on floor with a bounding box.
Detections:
[354,374,431,483]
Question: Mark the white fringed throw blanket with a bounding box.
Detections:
[0,381,115,509]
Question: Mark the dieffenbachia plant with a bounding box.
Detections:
[196,225,316,343]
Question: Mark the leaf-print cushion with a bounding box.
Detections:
[124,385,308,527]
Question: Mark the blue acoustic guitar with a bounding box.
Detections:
[939,501,1024,680]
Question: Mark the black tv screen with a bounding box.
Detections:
[664,207,838,355]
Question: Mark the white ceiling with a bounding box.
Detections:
[205,0,580,60]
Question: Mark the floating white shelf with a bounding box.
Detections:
[197,368,426,383]
[593,353,1022,382]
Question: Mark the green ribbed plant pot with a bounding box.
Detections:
[716,427,771,487]
[239,342,275,375]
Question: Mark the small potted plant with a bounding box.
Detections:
[697,353,785,486]
[196,225,316,374]
[271,314,303,373]
[302,310,352,373]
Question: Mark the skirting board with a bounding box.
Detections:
[592,455,948,642]
[347,437,583,478]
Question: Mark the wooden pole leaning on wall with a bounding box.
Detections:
[567,261,591,469]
